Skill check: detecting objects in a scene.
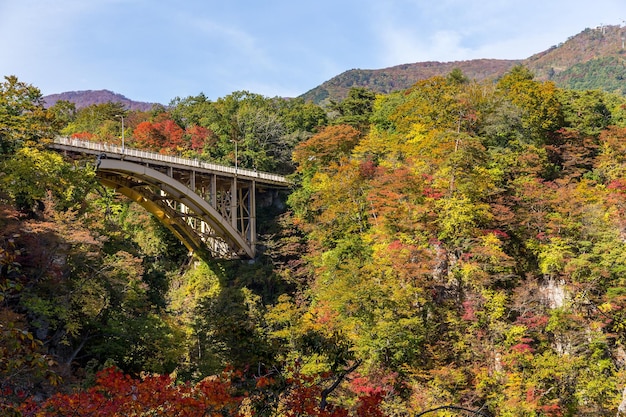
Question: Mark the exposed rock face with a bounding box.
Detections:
[539,276,567,309]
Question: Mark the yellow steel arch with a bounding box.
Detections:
[96,159,254,258]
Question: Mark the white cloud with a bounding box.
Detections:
[175,9,285,78]
[372,0,626,67]
[378,26,474,65]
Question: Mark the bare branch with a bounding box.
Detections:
[319,360,362,411]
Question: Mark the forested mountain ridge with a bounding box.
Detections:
[43,89,158,111]
[302,24,626,104]
[299,59,519,104]
[527,24,626,94]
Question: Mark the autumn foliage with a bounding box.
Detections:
[7,69,626,416]
[18,367,239,417]
[11,366,385,417]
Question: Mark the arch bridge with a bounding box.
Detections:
[51,137,289,259]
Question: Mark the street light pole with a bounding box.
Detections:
[115,114,125,153]
[234,140,238,175]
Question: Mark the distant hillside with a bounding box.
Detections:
[301,24,626,104]
[43,90,159,111]
[525,25,626,94]
[300,59,519,105]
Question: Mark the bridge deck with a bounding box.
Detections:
[52,136,289,187]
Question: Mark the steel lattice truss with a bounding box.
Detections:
[98,160,256,259]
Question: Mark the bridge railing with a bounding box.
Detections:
[53,136,289,185]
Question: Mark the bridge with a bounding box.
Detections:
[51,137,289,259]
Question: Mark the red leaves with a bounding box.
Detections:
[133,119,184,154]
[21,366,386,417]
[510,343,534,354]
[22,367,240,417]
[131,115,214,155]
[186,124,212,151]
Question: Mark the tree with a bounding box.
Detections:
[558,89,612,137]
[496,65,563,144]
[1,147,96,214]
[132,117,185,154]
[386,76,462,135]
[47,100,77,129]
[275,97,327,133]
[62,102,128,142]
[0,76,58,154]
[292,124,362,175]
[0,228,60,414]
[328,87,376,130]
[21,365,386,417]
[596,126,626,181]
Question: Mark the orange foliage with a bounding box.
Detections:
[133,118,185,154]
[293,124,362,172]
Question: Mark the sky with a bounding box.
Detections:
[0,0,624,105]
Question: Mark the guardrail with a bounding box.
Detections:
[53,136,289,185]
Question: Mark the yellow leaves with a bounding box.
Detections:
[536,237,573,276]
[596,126,626,181]
[457,232,515,287]
[306,160,369,246]
[497,66,563,142]
[407,124,449,154]
[502,324,527,349]
[169,262,221,313]
[481,289,508,323]
[435,195,492,244]
[458,261,487,286]
[597,302,613,313]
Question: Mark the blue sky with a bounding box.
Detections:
[0,0,624,104]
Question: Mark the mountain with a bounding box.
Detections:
[301,24,626,104]
[300,59,519,104]
[43,89,159,111]
[525,25,626,94]
[42,25,626,109]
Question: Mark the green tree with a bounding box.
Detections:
[329,87,376,130]
[496,65,564,144]
[0,75,58,154]
[62,102,128,141]
[48,99,77,130]
[558,89,612,137]
[1,147,95,213]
